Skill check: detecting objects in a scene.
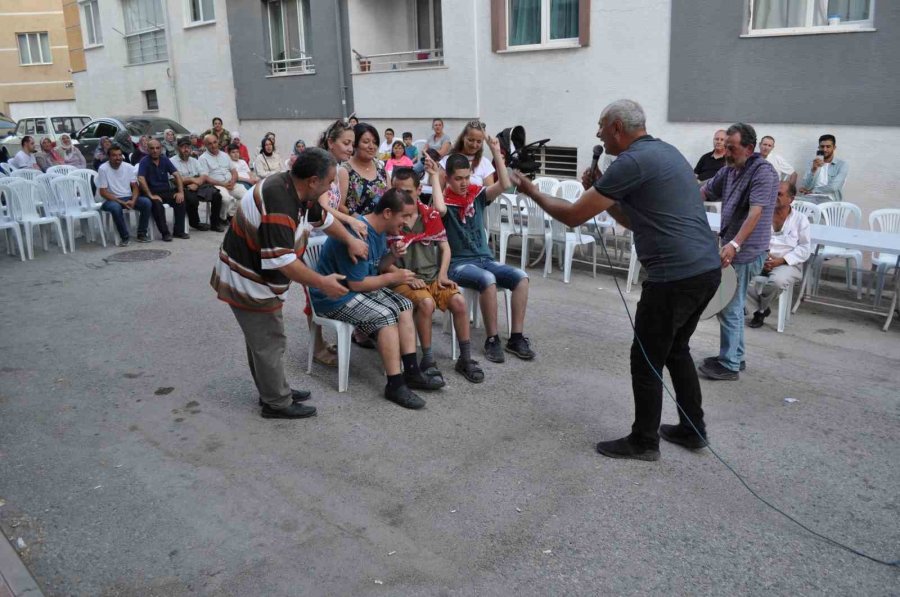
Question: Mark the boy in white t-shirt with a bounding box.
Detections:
[97,145,153,245]
[228,143,258,189]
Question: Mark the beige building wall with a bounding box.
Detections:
[0,0,75,117]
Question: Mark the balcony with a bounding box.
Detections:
[351,48,443,74]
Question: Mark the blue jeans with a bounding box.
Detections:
[102,196,151,240]
[449,257,528,292]
[717,253,765,371]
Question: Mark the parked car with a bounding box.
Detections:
[0,115,92,151]
[74,116,190,163]
[0,116,16,139]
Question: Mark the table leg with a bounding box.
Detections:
[882,255,900,332]
[793,243,821,314]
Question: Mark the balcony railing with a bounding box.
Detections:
[352,48,444,73]
[268,55,316,76]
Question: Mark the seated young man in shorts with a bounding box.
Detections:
[390,164,485,384]
[434,137,536,363]
[310,188,444,409]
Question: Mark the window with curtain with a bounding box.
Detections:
[265,0,314,75]
[122,0,167,64]
[16,32,52,65]
[749,0,873,33]
[508,0,579,47]
[188,0,215,24]
[416,0,443,50]
[80,0,103,46]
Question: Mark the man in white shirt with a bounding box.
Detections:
[759,136,796,185]
[173,137,218,231]
[198,134,243,221]
[377,128,396,159]
[97,145,153,245]
[747,181,811,328]
[9,136,41,170]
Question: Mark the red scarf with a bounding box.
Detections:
[443,183,482,223]
[390,201,447,246]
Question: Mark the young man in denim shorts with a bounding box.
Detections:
[433,136,535,363]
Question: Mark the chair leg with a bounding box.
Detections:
[520,236,529,270]
[626,249,640,293]
[504,289,512,337]
[66,218,76,252]
[23,224,34,260]
[777,284,792,333]
[95,214,107,247]
[873,263,888,308]
[563,241,575,284]
[306,322,318,375]
[337,324,353,393]
[450,312,458,361]
[499,232,509,265]
[54,220,67,254]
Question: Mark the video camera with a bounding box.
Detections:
[495,126,550,177]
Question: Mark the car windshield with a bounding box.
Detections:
[125,119,190,136]
[52,117,91,134]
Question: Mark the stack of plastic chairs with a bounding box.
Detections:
[51,176,106,251]
[7,179,66,259]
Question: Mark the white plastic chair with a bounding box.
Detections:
[413,139,427,158]
[516,194,552,271]
[455,287,512,338]
[868,208,900,307]
[812,201,863,298]
[0,163,13,176]
[70,169,100,206]
[532,177,560,198]
[625,232,641,293]
[47,165,77,176]
[7,180,66,259]
[485,194,518,265]
[11,169,40,181]
[547,217,596,284]
[703,201,722,214]
[51,176,106,251]
[302,236,354,392]
[0,187,25,261]
[557,180,583,202]
[752,274,794,333]
[791,200,822,225]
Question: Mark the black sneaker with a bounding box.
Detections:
[190,223,210,231]
[174,232,190,240]
[698,360,739,381]
[120,238,130,247]
[748,308,770,328]
[162,233,173,242]
[596,436,660,461]
[484,336,505,363]
[455,358,485,383]
[258,388,311,406]
[384,384,425,409]
[260,402,317,419]
[659,423,708,450]
[505,336,536,360]
[404,369,445,390]
[210,223,226,232]
[703,356,745,372]
[136,234,151,243]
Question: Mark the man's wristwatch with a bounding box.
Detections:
[729,240,741,253]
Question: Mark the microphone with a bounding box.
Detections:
[591,144,604,173]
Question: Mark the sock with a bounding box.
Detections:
[386,373,405,390]
[420,346,434,365]
[458,340,472,362]
[510,332,524,342]
[486,334,500,345]
[401,352,420,374]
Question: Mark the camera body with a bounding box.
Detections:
[496,126,550,177]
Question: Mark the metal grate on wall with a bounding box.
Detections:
[536,146,578,179]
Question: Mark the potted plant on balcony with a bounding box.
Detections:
[352,49,371,72]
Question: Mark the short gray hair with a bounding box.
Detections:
[600,99,646,132]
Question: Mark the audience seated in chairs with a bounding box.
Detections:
[228,143,258,189]
[9,136,41,170]
[97,145,152,246]
[137,138,188,241]
[253,136,285,179]
[309,188,445,410]
[199,134,243,223]
[35,137,64,172]
[172,136,220,232]
[799,134,849,202]
[747,181,811,328]
[390,165,484,384]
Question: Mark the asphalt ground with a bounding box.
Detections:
[0,231,898,596]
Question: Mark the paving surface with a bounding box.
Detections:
[0,232,898,596]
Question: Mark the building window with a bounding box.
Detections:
[123,0,168,65]
[144,89,159,111]
[535,145,578,179]
[416,0,443,50]
[491,0,588,52]
[265,0,314,75]
[81,0,103,46]
[188,0,215,24]
[16,32,52,65]
[747,0,875,36]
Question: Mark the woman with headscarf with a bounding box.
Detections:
[130,135,151,165]
[253,135,285,178]
[161,129,178,157]
[288,139,306,168]
[57,134,86,169]
[35,137,64,171]
[93,136,112,170]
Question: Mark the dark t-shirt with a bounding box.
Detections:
[694,151,726,183]
[138,155,177,192]
[442,188,491,261]
[593,136,720,283]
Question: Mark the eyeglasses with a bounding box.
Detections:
[467,120,486,130]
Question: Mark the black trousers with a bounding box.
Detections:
[630,267,721,447]
[148,189,187,236]
[191,184,224,227]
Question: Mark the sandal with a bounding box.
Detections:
[455,358,485,383]
[421,365,445,386]
[313,350,338,368]
[352,329,376,349]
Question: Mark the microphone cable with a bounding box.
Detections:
[590,215,899,568]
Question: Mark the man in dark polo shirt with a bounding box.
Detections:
[512,99,721,462]
[211,148,368,420]
[137,138,186,241]
[694,129,727,183]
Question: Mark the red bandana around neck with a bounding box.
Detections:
[443,183,482,223]
[390,201,447,246]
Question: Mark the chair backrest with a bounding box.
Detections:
[11,168,40,181]
[47,165,76,176]
[70,175,95,209]
[302,234,327,271]
[35,173,55,202]
[51,176,84,215]
[791,200,822,225]
[0,177,25,189]
[533,177,560,197]
[557,180,583,202]
[869,208,900,235]
[0,163,13,175]
[413,139,427,155]
[8,180,42,221]
[518,194,548,235]
[36,176,65,216]
[818,201,861,228]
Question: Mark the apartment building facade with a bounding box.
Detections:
[0,0,77,119]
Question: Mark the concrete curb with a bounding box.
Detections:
[0,535,43,596]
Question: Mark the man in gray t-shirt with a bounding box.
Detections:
[512,99,721,462]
